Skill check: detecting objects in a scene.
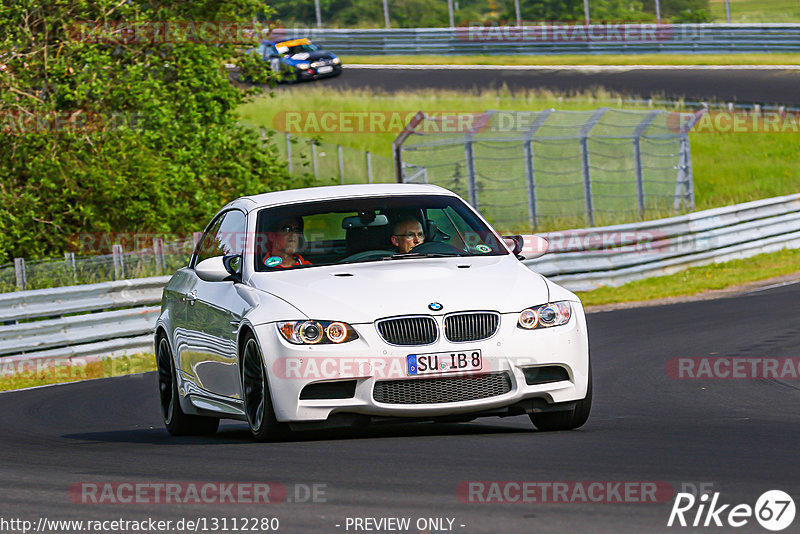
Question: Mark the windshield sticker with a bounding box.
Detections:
[264,256,283,267]
[276,46,289,54]
[475,244,492,253]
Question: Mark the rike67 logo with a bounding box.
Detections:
[668,490,796,531]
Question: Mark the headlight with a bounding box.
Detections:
[517,302,571,330]
[296,62,310,70]
[332,57,341,64]
[277,320,359,344]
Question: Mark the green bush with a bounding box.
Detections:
[0,0,307,262]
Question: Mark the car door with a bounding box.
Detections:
[179,209,249,400]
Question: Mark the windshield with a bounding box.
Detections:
[277,43,320,55]
[254,194,508,271]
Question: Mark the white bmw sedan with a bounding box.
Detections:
[155,184,590,440]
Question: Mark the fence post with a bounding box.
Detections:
[675,135,696,211]
[286,132,293,175]
[464,136,478,209]
[682,134,695,210]
[153,238,164,275]
[632,110,661,219]
[366,151,373,183]
[338,144,345,184]
[112,244,125,280]
[311,142,318,179]
[523,109,553,230]
[674,108,705,211]
[14,258,26,291]
[579,108,608,227]
[392,111,425,183]
[65,252,77,284]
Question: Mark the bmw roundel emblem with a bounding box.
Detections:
[428,302,443,311]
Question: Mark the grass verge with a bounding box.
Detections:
[0,353,155,393]
[709,0,800,23]
[341,53,800,66]
[577,247,800,306]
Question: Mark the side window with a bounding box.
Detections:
[194,210,246,266]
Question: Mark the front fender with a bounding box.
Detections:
[238,284,308,326]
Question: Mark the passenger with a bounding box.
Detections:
[263,216,311,268]
[391,217,425,254]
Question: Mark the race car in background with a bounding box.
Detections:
[253,38,342,81]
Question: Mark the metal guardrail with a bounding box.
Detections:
[0,277,167,371]
[524,193,800,291]
[2,193,800,369]
[272,24,800,54]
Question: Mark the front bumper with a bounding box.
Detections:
[294,63,342,80]
[254,303,590,423]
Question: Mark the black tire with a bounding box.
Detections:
[529,363,592,431]
[241,334,289,442]
[156,336,220,436]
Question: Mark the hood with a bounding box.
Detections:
[247,255,549,324]
[286,51,333,63]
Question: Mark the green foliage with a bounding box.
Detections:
[0,0,305,262]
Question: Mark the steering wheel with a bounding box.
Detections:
[339,249,395,263]
[408,241,464,255]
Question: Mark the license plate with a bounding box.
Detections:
[317,66,333,73]
[407,350,482,376]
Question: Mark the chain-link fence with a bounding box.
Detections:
[394,108,703,232]
[266,130,395,184]
[0,239,195,293]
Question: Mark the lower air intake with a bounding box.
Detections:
[373,372,512,405]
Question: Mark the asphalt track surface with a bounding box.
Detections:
[3,282,800,533]
[289,65,800,107]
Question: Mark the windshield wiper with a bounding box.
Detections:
[387,252,460,260]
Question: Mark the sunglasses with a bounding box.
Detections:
[277,225,302,234]
[394,232,425,240]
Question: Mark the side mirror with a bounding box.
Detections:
[502,235,524,257]
[195,255,241,282]
[223,254,242,277]
[525,235,549,260]
[502,235,549,260]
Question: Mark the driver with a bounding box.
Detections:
[263,216,312,268]
[391,217,425,254]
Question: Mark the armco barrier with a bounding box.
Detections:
[270,24,800,55]
[524,193,800,291]
[1,193,800,367]
[0,277,168,370]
